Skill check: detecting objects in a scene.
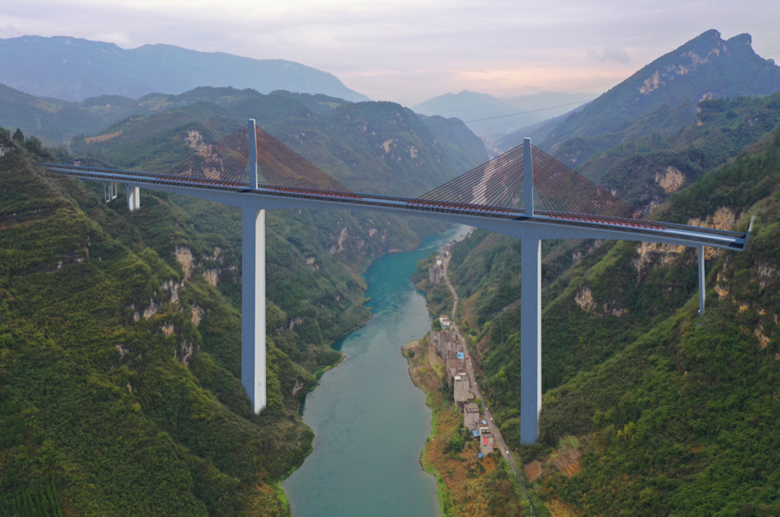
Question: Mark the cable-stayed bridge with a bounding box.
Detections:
[45,120,753,444]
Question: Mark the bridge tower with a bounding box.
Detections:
[46,121,753,439]
[520,138,542,444]
[242,119,266,413]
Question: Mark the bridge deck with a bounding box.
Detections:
[45,163,751,252]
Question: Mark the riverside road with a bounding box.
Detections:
[440,244,539,516]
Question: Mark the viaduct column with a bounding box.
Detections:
[698,245,705,315]
[521,137,542,444]
[242,119,266,413]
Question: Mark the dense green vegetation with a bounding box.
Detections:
[0,129,318,516]
[0,83,487,515]
[425,89,780,514]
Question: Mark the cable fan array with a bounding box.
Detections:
[531,147,640,221]
[159,126,355,198]
[159,125,654,228]
[161,126,250,185]
[409,145,526,210]
[254,128,355,196]
[412,143,658,228]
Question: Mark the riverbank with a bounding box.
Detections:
[402,338,527,516]
[282,229,466,516]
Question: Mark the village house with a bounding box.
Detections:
[446,357,464,380]
[464,402,480,431]
[477,419,494,455]
[429,330,440,350]
[428,261,443,284]
[479,429,494,455]
[453,372,473,409]
[434,330,458,359]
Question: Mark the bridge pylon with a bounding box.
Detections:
[242,119,266,414]
[520,138,541,444]
[43,122,755,438]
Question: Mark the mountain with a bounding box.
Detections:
[57,86,485,196]
[498,30,780,165]
[0,36,369,103]
[0,90,487,514]
[418,69,780,515]
[413,90,595,138]
[0,82,148,145]
[495,104,587,154]
[578,92,780,213]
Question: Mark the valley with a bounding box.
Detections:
[2,25,780,517]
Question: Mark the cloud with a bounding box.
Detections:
[587,47,631,66]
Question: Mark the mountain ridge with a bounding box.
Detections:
[0,35,369,103]
[540,29,780,156]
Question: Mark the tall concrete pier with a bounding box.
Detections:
[242,119,266,413]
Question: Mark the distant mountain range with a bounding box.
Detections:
[0,35,369,103]
[413,90,597,138]
[500,29,780,164]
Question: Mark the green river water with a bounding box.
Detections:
[282,225,470,517]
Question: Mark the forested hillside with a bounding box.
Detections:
[0,86,487,515]
[427,75,780,516]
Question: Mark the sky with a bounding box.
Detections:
[1,0,780,106]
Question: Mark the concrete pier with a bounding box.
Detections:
[126,185,140,212]
[698,245,705,315]
[521,138,542,444]
[242,207,266,413]
[520,236,542,444]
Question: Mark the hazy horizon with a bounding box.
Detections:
[2,0,779,106]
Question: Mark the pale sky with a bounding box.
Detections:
[1,0,779,106]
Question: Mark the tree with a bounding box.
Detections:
[12,128,24,144]
[25,136,42,154]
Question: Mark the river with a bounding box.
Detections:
[282,225,471,517]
